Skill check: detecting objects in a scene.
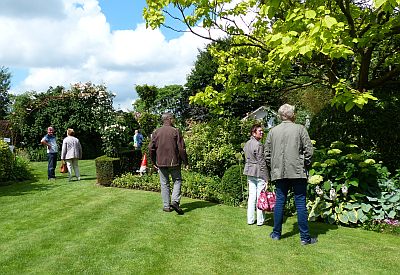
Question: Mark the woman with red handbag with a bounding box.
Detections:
[243,123,268,226]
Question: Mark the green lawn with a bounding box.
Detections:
[0,160,399,274]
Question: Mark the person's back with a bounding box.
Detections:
[149,113,188,215]
[151,124,185,167]
[265,104,317,245]
[266,121,312,181]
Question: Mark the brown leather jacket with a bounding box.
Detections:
[149,121,188,167]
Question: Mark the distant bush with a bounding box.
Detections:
[95,155,121,186]
[11,155,33,181]
[0,140,33,184]
[112,170,221,203]
[0,140,13,183]
[219,165,247,206]
[26,147,48,162]
[185,118,254,177]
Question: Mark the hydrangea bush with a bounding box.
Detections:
[307,141,400,226]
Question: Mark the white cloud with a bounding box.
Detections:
[0,0,209,111]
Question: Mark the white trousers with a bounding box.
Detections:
[247,176,266,225]
[65,158,80,180]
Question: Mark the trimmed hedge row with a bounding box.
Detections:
[111,167,247,206]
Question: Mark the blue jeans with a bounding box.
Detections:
[272,178,311,242]
[47,153,57,179]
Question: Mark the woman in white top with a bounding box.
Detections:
[61,128,82,181]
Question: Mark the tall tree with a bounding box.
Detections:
[185,41,281,116]
[144,0,400,111]
[0,67,11,119]
[9,83,115,158]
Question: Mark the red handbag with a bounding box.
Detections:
[257,190,276,212]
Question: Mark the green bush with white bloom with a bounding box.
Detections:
[101,124,128,157]
[307,141,400,226]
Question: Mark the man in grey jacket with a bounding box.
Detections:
[265,104,317,245]
[149,113,188,214]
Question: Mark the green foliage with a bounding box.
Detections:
[186,41,279,117]
[0,139,13,182]
[134,84,158,112]
[25,147,47,162]
[137,112,159,138]
[367,169,400,221]
[101,124,128,157]
[0,140,33,184]
[185,118,253,177]
[95,155,120,186]
[309,88,400,172]
[0,66,11,119]
[112,170,220,202]
[144,0,400,110]
[9,82,115,159]
[307,141,399,226]
[10,155,33,182]
[219,165,247,206]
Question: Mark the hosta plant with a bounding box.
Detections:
[307,141,398,225]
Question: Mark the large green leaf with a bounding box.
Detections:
[347,210,358,224]
[361,203,372,212]
[338,213,349,224]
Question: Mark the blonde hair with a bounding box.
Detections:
[67,128,75,136]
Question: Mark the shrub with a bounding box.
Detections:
[0,140,13,183]
[95,155,121,186]
[101,124,128,157]
[219,165,247,206]
[112,170,220,202]
[185,118,254,177]
[26,147,48,162]
[111,172,160,191]
[308,88,400,173]
[11,155,33,181]
[119,149,142,173]
[307,141,400,226]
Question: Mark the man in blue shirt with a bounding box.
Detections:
[41,127,58,180]
[133,129,144,150]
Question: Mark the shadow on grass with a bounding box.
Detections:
[280,220,338,239]
[180,200,218,213]
[0,178,59,197]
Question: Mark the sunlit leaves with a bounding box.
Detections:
[144,0,399,112]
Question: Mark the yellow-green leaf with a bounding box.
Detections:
[305,10,316,19]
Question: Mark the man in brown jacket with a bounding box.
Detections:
[149,113,188,214]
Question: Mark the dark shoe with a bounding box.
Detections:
[163,207,172,212]
[171,201,184,215]
[269,232,280,241]
[301,237,318,246]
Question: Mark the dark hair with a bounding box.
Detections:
[250,123,262,135]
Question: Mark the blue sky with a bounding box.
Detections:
[0,0,208,111]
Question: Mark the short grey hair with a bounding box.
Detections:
[278,104,295,121]
[161,112,174,122]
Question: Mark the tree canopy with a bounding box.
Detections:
[144,0,400,112]
[9,83,115,158]
[0,67,11,119]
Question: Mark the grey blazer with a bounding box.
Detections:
[243,136,268,181]
[265,121,313,181]
[61,136,82,160]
